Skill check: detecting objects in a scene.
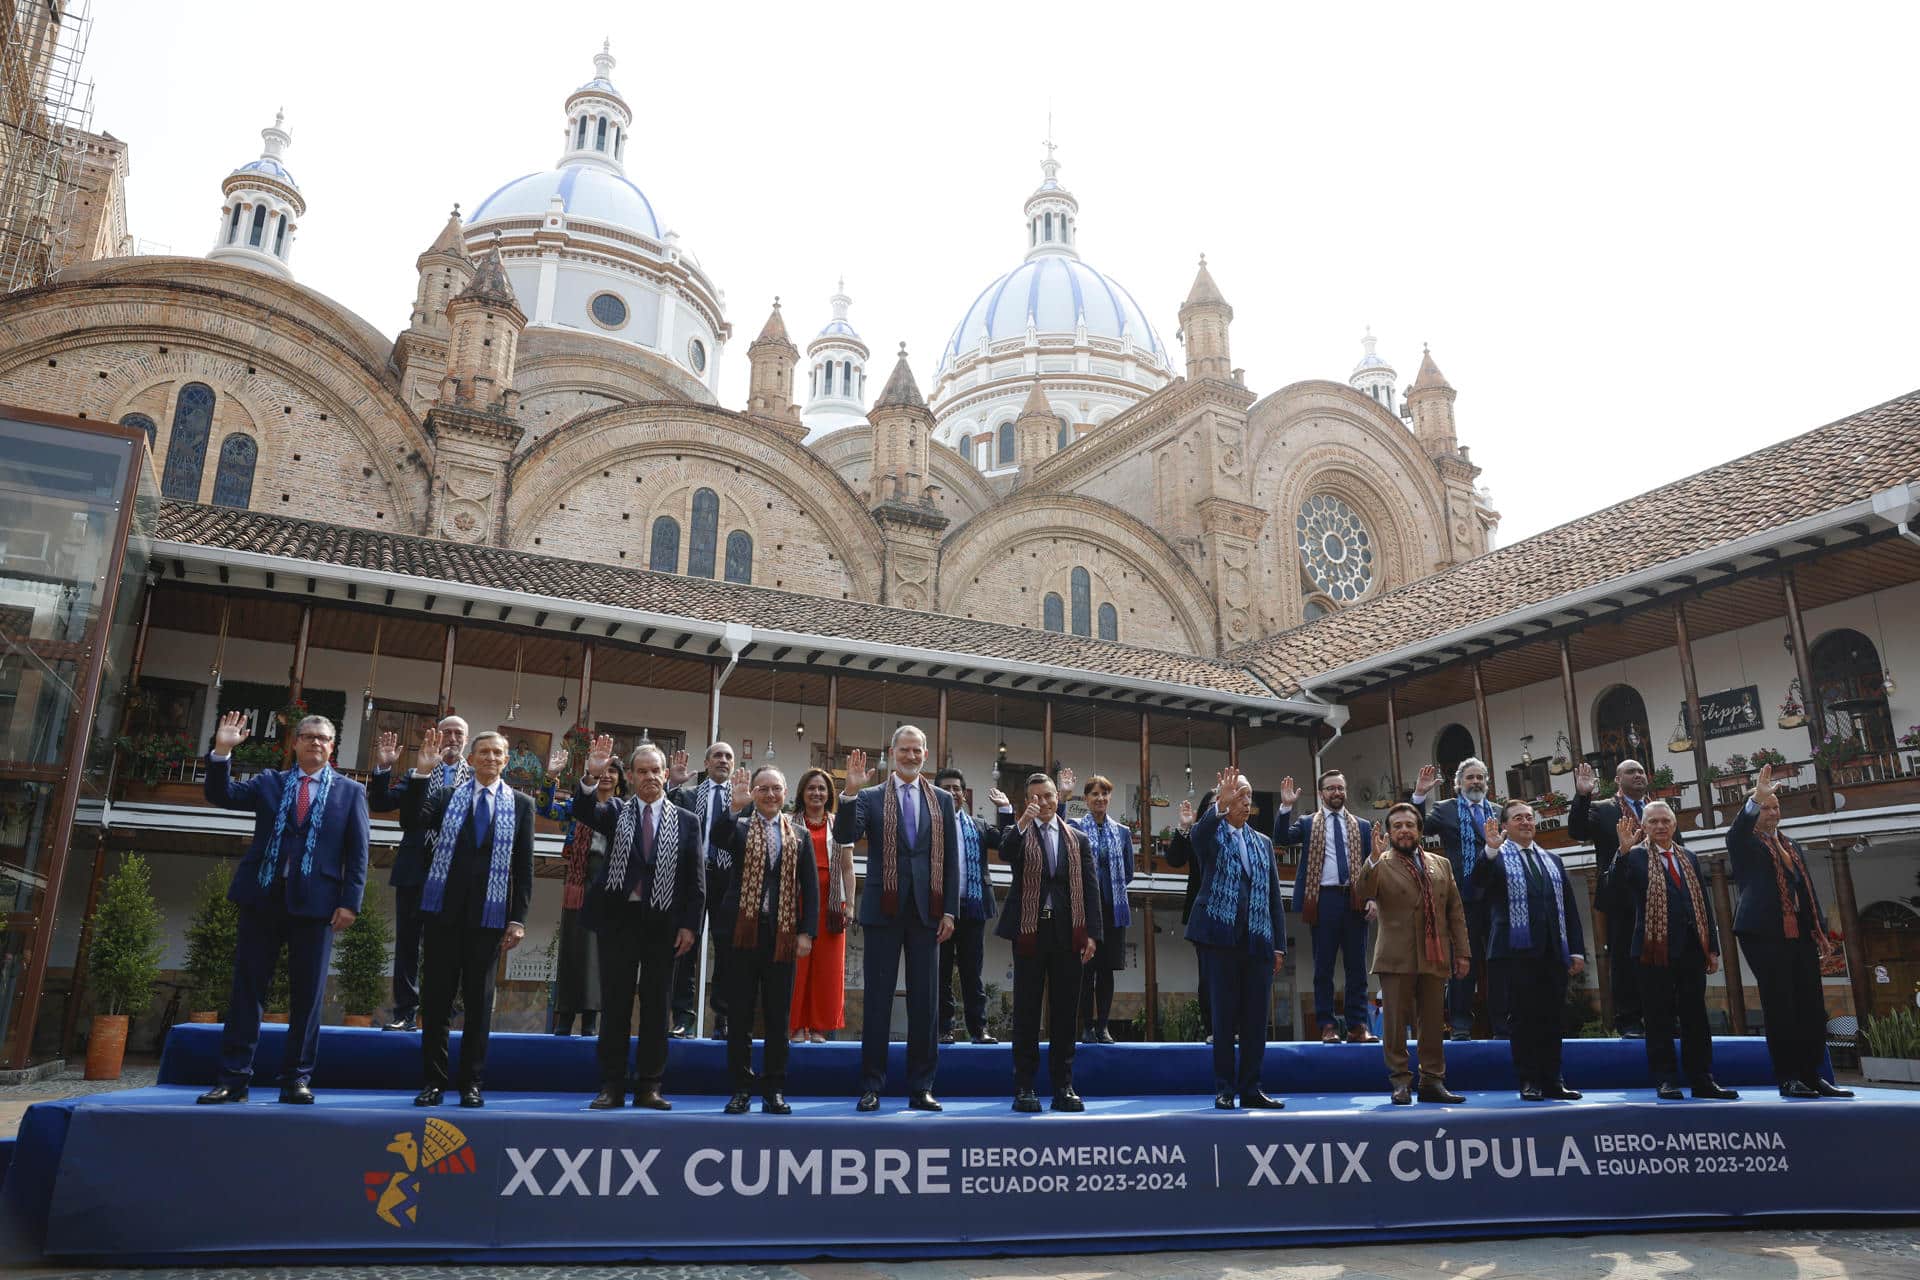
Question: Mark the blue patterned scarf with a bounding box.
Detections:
[1501,838,1569,964]
[1078,816,1132,928]
[1458,797,1487,878]
[421,779,516,928]
[959,815,984,915]
[1205,821,1273,957]
[257,765,335,887]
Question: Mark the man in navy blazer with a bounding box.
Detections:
[834,725,959,1112]
[366,715,468,1031]
[1420,758,1504,1039]
[197,711,368,1105]
[1276,769,1379,1044]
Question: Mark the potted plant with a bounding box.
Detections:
[1535,790,1570,816]
[114,732,196,784]
[1778,682,1807,730]
[183,862,237,1022]
[1713,753,1751,783]
[333,884,392,1027]
[231,739,284,773]
[1749,745,1799,780]
[263,947,292,1024]
[1649,765,1682,799]
[1814,733,1864,771]
[85,853,164,1080]
[1862,1008,1920,1084]
[1900,725,1920,750]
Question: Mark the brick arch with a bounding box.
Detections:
[809,426,1000,522]
[0,281,431,529]
[505,403,885,601]
[937,494,1217,655]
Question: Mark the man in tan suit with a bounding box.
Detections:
[1356,802,1471,1104]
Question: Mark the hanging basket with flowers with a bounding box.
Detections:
[1778,680,1807,730]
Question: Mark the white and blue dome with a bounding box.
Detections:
[470,166,662,241]
[232,155,297,190]
[939,255,1162,373]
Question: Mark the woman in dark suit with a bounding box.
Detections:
[405,727,534,1109]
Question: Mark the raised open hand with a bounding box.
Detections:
[415,726,443,773]
[1415,764,1439,795]
[1616,812,1642,851]
[730,765,751,811]
[1178,799,1196,832]
[844,748,871,791]
[547,745,569,775]
[1483,814,1503,849]
[584,733,615,777]
[214,710,251,753]
[1573,761,1596,796]
[374,730,401,769]
[987,787,1010,809]
[1754,762,1775,804]
[1278,774,1300,808]
[668,748,690,786]
[1215,764,1241,811]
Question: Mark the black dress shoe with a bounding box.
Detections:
[1095,1028,1117,1045]
[1051,1088,1085,1112]
[1449,1030,1473,1042]
[1692,1079,1740,1100]
[1241,1089,1285,1110]
[633,1088,672,1111]
[588,1089,623,1110]
[1214,1091,1236,1110]
[1812,1078,1854,1098]
[1520,1084,1546,1101]
[762,1093,792,1115]
[1618,1024,1646,1039]
[196,1082,248,1105]
[971,1032,999,1045]
[1419,1080,1466,1104]
[939,1031,956,1045]
[857,1091,881,1112]
[1391,1086,1413,1105]
[279,1082,315,1105]
[382,1016,419,1033]
[413,1087,443,1107]
[908,1091,943,1112]
[724,1091,751,1115]
[459,1086,483,1108]
[1780,1080,1819,1098]
[1013,1090,1042,1113]
[670,1022,693,1039]
[1545,1082,1583,1101]
[1656,1082,1686,1100]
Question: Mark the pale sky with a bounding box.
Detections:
[84,1,1920,546]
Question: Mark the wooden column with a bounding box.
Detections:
[1228,721,1239,769]
[1673,601,1715,825]
[1471,660,1495,787]
[1558,636,1585,761]
[1139,710,1158,1040]
[1828,841,1874,1033]
[935,687,950,770]
[118,589,154,735]
[1385,685,1404,800]
[1708,855,1748,1033]
[825,674,840,760]
[1042,699,1055,775]
[1782,570,1834,814]
[437,624,458,716]
[284,603,313,764]
[576,641,594,728]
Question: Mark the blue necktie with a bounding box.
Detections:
[902,783,918,849]
[472,787,491,845]
[1330,814,1349,884]
[438,763,453,790]
[1046,823,1058,877]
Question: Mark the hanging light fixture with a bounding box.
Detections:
[363,619,383,720]
[1869,591,1898,697]
[994,693,1005,783]
[1518,733,1534,767]
[765,669,777,762]
[208,597,230,691]
[506,636,524,722]
[556,645,569,717]
[1184,717,1194,795]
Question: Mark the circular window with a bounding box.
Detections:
[589,292,628,329]
[1296,494,1375,601]
[688,337,708,373]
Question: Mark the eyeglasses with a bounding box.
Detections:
[296,733,334,744]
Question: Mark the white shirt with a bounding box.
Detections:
[1320,811,1348,887]
[628,796,668,901]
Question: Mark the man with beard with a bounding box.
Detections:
[667,742,740,1038]
[1727,764,1851,1098]
[1422,758,1505,1039]
[368,715,468,1032]
[836,726,959,1112]
[934,768,1012,1046]
[1277,769,1379,1044]
[1570,759,1662,1038]
[1356,802,1471,1104]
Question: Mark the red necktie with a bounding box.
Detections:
[1663,850,1682,890]
[296,775,312,826]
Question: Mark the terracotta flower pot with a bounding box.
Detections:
[188,1010,219,1023]
[263,1012,290,1024]
[84,1013,129,1081]
[342,1014,373,1027]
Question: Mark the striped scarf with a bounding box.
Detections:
[1641,843,1710,966]
[257,765,335,888]
[1457,797,1488,878]
[421,780,516,928]
[1501,839,1569,965]
[1300,807,1363,925]
[696,778,731,871]
[735,812,802,960]
[426,759,471,803]
[1205,821,1275,957]
[607,797,683,911]
[1759,829,1829,947]
[1078,816,1133,928]
[1015,820,1086,958]
[1392,842,1446,968]
[959,816,984,914]
[880,774,946,920]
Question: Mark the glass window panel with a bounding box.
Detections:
[1097,602,1117,641]
[161,383,215,501]
[211,434,257,508]
[648,516,679,572]
[1042,593,1064,632]
[248,204,266,247]
[724,530,752,584]
[688,488,719,578]
[1070,567,1091,636]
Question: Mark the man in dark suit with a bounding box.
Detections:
[935,768,1011,1045]
[1471,800,1587,1102]
[197,711,369,1105]
[1570,759,1662,1037]
[709,766,820,1114]
[835,725,959,1112]
[1276,769,1379,1044]
[576,738,705,1110]
[1421,758,1504,1039]
[667,742,738,1039]
[998,772,1100,1112]
[1606,799,1738,1100]
[404,728,534,1109]
[367,715,468,1032]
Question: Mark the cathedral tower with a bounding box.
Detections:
[394,206,474,412]
[745,298,801,426]
[425,240,526,544]
[1177,255,1233,382]
[868,345,947,609]
[207,111,304,279]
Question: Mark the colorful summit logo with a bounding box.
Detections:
[363,1116,476,1227]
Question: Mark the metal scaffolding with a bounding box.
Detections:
[0,0,95,294]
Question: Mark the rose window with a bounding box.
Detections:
[1296,494,1375,602]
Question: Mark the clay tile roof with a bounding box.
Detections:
[1228,387,1920,692]
[455,240,515,306]
[874,344,926,411]
[1410,346,1451,393]
[1015,380,1053,421]
[154,501,1276,698]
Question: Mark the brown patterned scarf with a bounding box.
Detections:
[1389,833,1445,968]
[1300,807,1364,926]
[1016,819,1087,958]
[1642,843,1710,966]
[560,820,593,911]
[1759,829,1831,949]
[734,811,803,961]
[880,773,946,920]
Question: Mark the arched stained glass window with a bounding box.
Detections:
[688,488,719,578]
[248,205,266,248]
[1043,593,1064,632]
[1069,567,1091,636]
[724,530,752,583]
[648,516,679,572]
[211,433,257,508]
[225,205,241,245]
[161,382,215,500]
[119,413,156,450]
[1097,602,1117,641]
[997,422,1014,465]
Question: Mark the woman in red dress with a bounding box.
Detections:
[789,767,854,1042]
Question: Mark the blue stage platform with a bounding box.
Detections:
[3,1026,1916,1264]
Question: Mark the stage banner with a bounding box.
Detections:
[40,1093,1920,1259]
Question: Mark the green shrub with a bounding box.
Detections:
[332,883,392,1017]
[89,853,164,1017]
[183,862,237,1014]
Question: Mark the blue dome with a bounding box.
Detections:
[940,255,1162,372]
[816,318,859,339]
[469,164,661,240]
[575,76,618,94]
[233,157,297,190]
